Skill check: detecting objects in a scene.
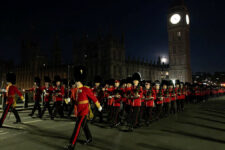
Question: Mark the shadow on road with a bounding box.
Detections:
[136,143,174,150]
[161,129,225,144]
[177,121,225,132]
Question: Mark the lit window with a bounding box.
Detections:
[177,32,181,37]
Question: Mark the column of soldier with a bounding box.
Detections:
[21,73,224,131]
[1,71,225,150]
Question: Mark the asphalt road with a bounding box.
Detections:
[1,96,225,150]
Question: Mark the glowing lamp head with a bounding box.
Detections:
[161,57,168,64]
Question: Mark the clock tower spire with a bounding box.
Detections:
[168,0,192,82]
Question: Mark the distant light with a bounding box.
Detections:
[161,57,168,64]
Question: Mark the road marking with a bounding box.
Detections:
[3,124,24,129]
[23,120,42,124]
[0,132,8,135]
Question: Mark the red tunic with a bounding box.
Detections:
[76,86,100,116]
[155,89,163,104]
[41,86,54,102]
[28,87,42,101]
[162,89,170,103]
[143,88,156,107]
[131,86,143,107]
[7,85,23,105]
[53,86,65,101]
[107,87,114,106]
[169,88,176,101]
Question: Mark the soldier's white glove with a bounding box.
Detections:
[108,96,112,99]
[98,106,102,112]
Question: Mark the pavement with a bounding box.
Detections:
[1,96,225,150]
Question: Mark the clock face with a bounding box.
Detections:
[170,14,181,24]
[186,14,190,25]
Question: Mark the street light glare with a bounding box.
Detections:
[161,57,167,64]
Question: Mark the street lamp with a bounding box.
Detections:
[161,57,168,64]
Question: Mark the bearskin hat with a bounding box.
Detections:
[126,77,133,84]
[161,80,168,86]
[44,76,51,83]
[120,79,126,85]
[62,79,68,86]
[74,66,86,83]
[108,78,115,86]
[6,72,16,84]
[94,75,102,83]
[69,80,75,86]
[168,80,174,86]
[154,80,161,85]
[34,77,41,85]
[175,80,180,85]
[145,80,152,84]
[54,75,61,82]
[132,73,141,81]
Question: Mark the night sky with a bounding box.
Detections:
[0,0,224,73]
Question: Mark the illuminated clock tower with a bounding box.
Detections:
[168,0,192,82]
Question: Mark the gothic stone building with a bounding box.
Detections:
[14,0,191,89]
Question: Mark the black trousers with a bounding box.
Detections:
[52,101,64,118]
[31,101,41,117]
[69,116,92,148]
[128,106,140,127]
[156,104,163,119]
[138,104,145,123]
[145,107,153,123]
[163,102,170,116]
[176,100,181,112]
[41,101,52,118]
[170,101,176,114]
[92,107,103,123]
[180,99,185,111]
[107,106,113,123]
[68,101,75,117]
[111,106,120,125]
[0,103,21,127]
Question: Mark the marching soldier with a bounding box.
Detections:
[124,77,133,125]
[168,80,176,114]
[68,80,77,119]
[154,80,163,120]
[40,76,54,119]
[111,88,122,127]
[107,79,115,123]
[162,80,170,117]
[65,66,102,150]
[143,80,156,126]
[175,80,182,112]
[91,76,103,123]
[0,72,25,127]
[184,82,191,104]
[52,75,65,119]
[128,73,143,131]
[180,82,186,111]
[28,77,42,118]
